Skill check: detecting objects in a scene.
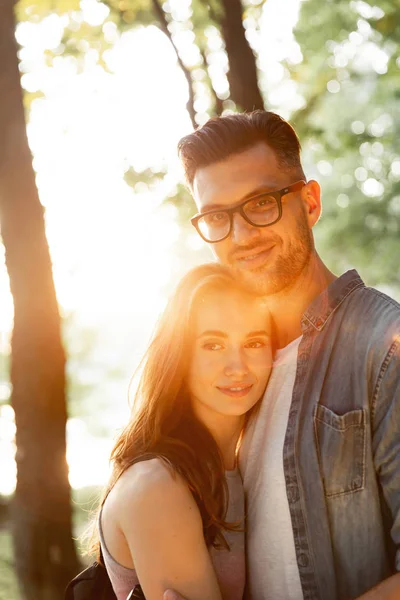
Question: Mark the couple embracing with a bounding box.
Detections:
[92,111,400,600]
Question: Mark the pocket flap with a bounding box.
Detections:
[314,404,365,431]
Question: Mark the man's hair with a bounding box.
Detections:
[178,110,305,188]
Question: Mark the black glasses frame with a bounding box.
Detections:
[191,180,306,243]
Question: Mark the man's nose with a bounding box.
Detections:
[230,212,260,245]
[224,349,249,378]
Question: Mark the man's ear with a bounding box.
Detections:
[302,179,321,228]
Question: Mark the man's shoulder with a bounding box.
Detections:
[359,285,399,326]
[362,284,400,311]
[342,283,400,351]
[347,283,400,324]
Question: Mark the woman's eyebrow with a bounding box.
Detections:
[198,330,228,338]
[197,330,269,338]
[246,330,270,337]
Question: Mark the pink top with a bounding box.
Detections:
[99,468,245,600]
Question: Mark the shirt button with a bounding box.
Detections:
[298,553,309,568]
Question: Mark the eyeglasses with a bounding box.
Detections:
[191,180,306,243]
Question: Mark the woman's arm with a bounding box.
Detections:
[116,459,223,600]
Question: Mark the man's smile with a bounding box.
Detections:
[233,245,276,270]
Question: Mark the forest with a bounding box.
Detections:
[0,0,399,597]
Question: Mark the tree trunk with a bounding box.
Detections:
[0,3,80,599]
[220,0,264,112]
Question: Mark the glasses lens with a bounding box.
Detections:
[197,211,230,242]
[243,194,279,225]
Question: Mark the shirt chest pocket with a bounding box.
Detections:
[313,404,366,498]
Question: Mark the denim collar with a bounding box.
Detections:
[301,269,365,332]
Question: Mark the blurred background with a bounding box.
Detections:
[0,0,399,597]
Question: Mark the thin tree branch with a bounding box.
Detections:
[151,0,197,129]
[199,47,224,116]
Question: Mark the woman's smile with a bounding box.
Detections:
[216,383,254,398]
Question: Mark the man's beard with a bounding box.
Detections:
[230,217,314,297]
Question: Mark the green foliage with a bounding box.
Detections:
[123,166,165,190]
[191,0,222,29]
[13,0,400,289]
[15,0,152,23]
[122,164,196,225]
[292,0,400,287]
[0,351,10,405]
[164,182,197,226]
[15,0,80,22]
[103,0,154,28]
[0,487,103,598]
[0,527,20,600]
[71,485,103,558]
[62,316,101,419]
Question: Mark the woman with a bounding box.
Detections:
[93,263,272,600]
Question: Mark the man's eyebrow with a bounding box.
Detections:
[198,330,228,338]
[200,185,281,213]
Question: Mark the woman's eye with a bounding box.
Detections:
[245,340,266,349]
[202,342,223,351]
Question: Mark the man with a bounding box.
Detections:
[164,111,400,600]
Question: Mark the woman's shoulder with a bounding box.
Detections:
[109,458,198,522]
[116,457,178,494]
[104,462,222,600]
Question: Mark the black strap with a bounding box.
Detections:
[126,586,146,600]
[64,561,116,600]
[64,549,145,600]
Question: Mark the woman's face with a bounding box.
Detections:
[186,290,272,422]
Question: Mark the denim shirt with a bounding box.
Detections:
[284,270,400,600]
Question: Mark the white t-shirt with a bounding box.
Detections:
[240,336,304,600]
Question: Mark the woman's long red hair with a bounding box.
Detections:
[89,263,260,557]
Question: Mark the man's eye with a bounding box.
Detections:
[247,196,275,211]
[202,342,223,351]
[208,212,228,224]
[255,197,274,208]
